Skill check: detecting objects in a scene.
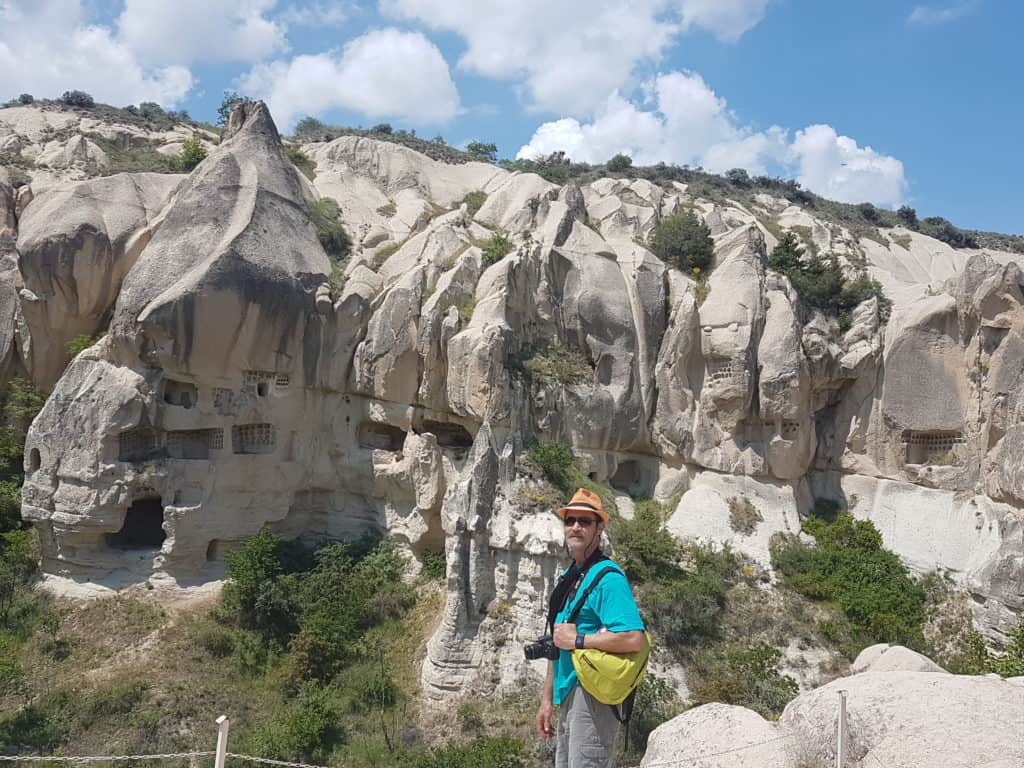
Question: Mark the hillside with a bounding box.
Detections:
[1,98,1023,766]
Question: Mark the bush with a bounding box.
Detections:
[626,674,681,758]
[462,191,487,217]
[0,529,39,622]
[897,205,918,227]
[610,500,680,585]
[138,102,165,121]
[371,123,393,135]
[525,443,576,492]
[17,94,33,105]
[66,334,96,358]
[768,232,890,322]
[60,90,94,108]
[249,683,345,763]
[294,117,326,140]
[223,530,285,628]
[690,643,798,718]
[412,736,525,768]
[725,168,752,187]
[466,142,498,163]
[771,512,926,652]
[728,497,762,536]
[308,198,352,259]
[648,211,714,273]
[480,232,514,267]
[606,153,633,172]
[521,343,592,385]
[287,146,315,180]
[217,91,246,127]
[420,549,446,580]
[179,134,207,172]
[0,377,45,477]
[917,216,978,249]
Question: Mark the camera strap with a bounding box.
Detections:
[545,550,608,635]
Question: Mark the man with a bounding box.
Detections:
[536,488,646,768]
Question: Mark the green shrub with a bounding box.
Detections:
[0,480,22,533]
[456,296,476,323]
[466,142,498,163]
[178,134,207,171]
[371,123,393,135]
[463,191,487,217]
[648,211,714,273]
[223,530,286,629]
[606,154,633,172]
[525,443,576,492]
[917,216,977,249]
[897,205,918,227]
[217,91,246,127]
[60,90,94,108]
[609,501,681,585]
[521,343,592,385]
[17,94,33,105]
[287,146,315,180]
[0,529,39,622]
[294,117,326,140]
[249,683,345,763]
[625,674,682,759]
[690,643,798,718]
[376,201,397,217]
[768,232,890,322]
[420,550,446,580]
[771,512,926,652]
[958,617,1024,677]
[480,232,514,267]
[308,198,352,259]
[66,334,97,358]
[412,736,525,768]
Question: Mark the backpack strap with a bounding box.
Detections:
[565,563,623,624]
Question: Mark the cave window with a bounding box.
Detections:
[166,428,224,460]
[610,461,640,493]
[242,370,275,397]
[706,357,743,385]
[358,422,406,451]
[105,497,166,549]
[232,423,276,455]
[781,420,800,439]
[119,428,163,462]
[28,448,40,473]
[903,430,964,465]
[163,380,198,409]
[275,374,290,388]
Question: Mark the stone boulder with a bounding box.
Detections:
[850,643,947,674]
[641,703,789,768]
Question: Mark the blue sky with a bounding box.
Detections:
[1,0,1020,234]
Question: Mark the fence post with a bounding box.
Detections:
[836,690,848,768]
[215,715,230,768]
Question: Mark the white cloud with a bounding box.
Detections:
[118,0,287,66]
[679,0,771,42]
[278,2,351,27]
[239,28,460,129]
[379,0,772,116]
[0,0,193,106]
[907,1,977,25]
[518,72,906,207]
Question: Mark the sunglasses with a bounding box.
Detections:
[563,516,598,527]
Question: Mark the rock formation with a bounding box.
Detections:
[0,100,1019,700]
[641,645,1024,768]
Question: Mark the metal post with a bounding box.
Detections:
[215,715,230,768]
[836,690,848,768]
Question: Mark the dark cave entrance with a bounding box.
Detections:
[106,497,166,549]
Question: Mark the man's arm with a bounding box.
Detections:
[536,661,555,739]
[553,623,646,653]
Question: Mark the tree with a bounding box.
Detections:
[138,102,165,121]
[179,134,207,171]
[606,153,633,172]
[725,168,752,187]
[295,117,325,140]
[466,141,497,163]
[59,90,94,108]
[648,211,714,273]
[370,123,393,135]
[217,91,246,127]
[16,94,32,105]
[896,205,918,227]
[857,202,879,222]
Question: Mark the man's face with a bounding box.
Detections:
[563,513,602,554]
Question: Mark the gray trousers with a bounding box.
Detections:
[555,685,621,768]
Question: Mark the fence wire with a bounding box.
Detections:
[0,754,215,764]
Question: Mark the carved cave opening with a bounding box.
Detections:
[29,448,40,472]
[119,428,163,462]
[421,420,473,450]
[163,379,198,409]
[358,422,406,451]
[166,428,224,460]
[105,497,166,549]
[903,430,964,465]
[706,357,744,386]
[232,423,276,455]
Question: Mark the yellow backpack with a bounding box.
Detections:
[565,565,652,706]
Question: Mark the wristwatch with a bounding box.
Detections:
[575,633,585,650]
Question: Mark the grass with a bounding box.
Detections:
[86,135,182,176]
[456,296,477,323]
[462,191,487,218]
[728,496,762,536]
[480,232,514,267]
[890,232,913,250]
[287,146,316,181]
[520,343,593,385]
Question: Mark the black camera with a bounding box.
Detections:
[524,635,560,661]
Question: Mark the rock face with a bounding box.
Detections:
[2,101,1022,697]
[643,648,1024,768]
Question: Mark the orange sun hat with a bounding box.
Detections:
[556,488,608,523]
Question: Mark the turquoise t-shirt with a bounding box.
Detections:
[551,560,645,706]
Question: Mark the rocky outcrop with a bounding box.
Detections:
[643,647,1024,768]
[4,101,1021,698]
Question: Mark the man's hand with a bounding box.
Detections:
[553,622,577,650]
[536,701,554,739]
